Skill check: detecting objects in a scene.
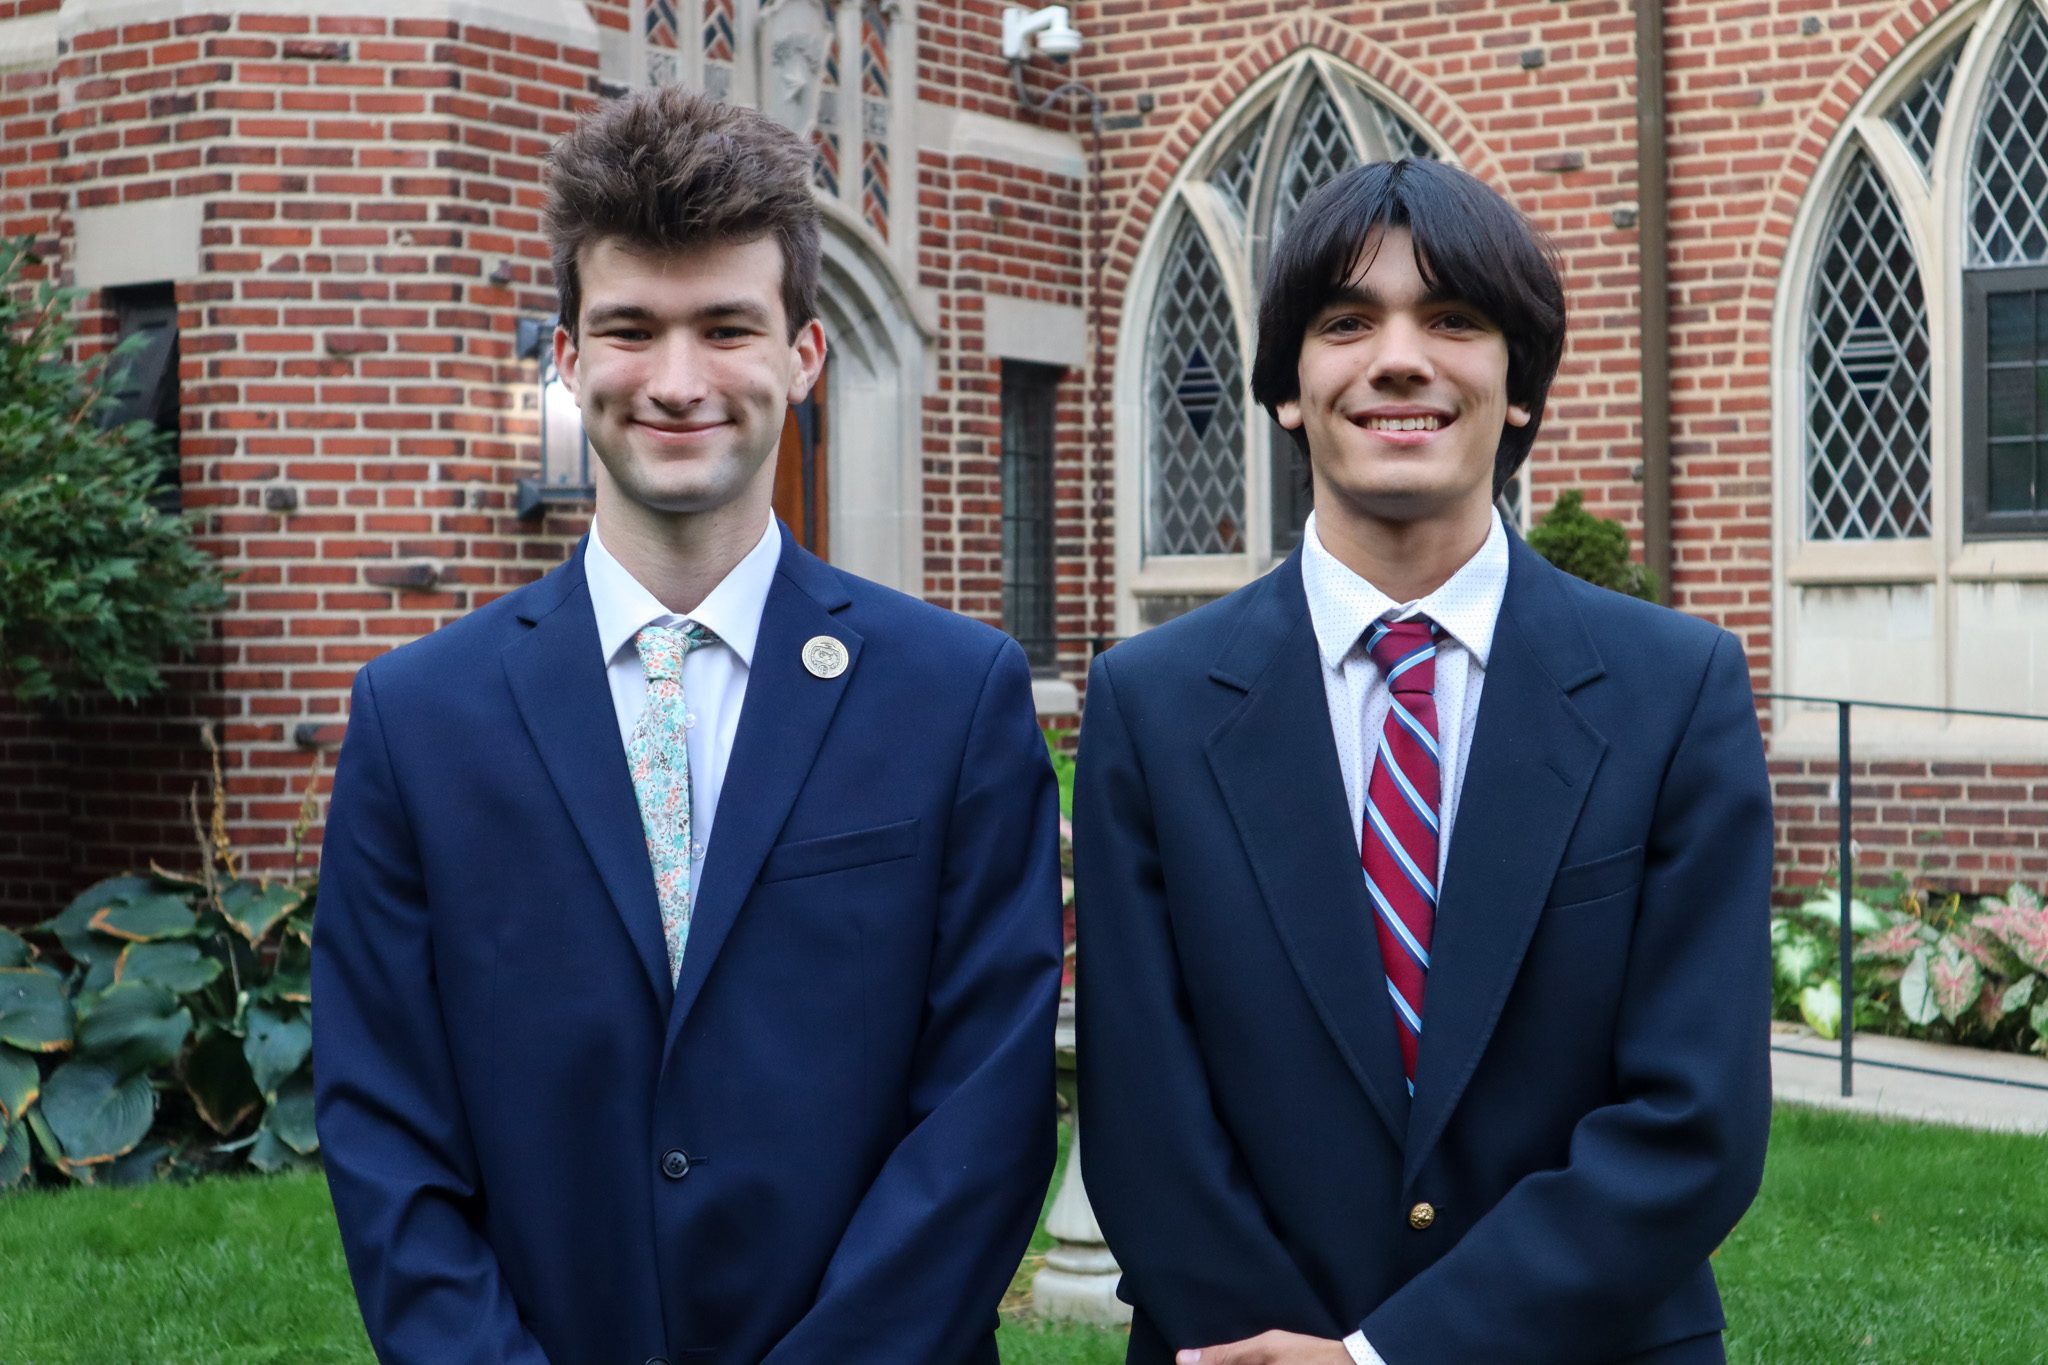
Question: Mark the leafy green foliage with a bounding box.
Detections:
[1526,489,1657,600]
[1772,872,2048,1051]
[0,865,318,1191]
[0,235,225,704]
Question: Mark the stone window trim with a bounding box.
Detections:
[1112,50,1446,638]
[1772,0,2048,754]
[617,0,914,257]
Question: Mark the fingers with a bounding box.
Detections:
[1177,1330,1280,1365]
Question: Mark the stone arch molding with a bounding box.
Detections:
[1105,21,1504,293]
[813,198,929,595]
[1110,38,1499,635]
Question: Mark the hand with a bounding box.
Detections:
[1176,1330,1354,1365]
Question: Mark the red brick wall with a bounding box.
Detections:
[1773,756,2048,903]
[0,9,601,918]
[915,2,1110,683]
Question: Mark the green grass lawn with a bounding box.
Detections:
[0,1106,2040,1364]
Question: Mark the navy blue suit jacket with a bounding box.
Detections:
[1075,533,1773,1365]
[312,530,1063,1365]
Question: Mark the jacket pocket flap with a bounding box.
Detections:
[759,818,920,883]
[1546,844,1645,908]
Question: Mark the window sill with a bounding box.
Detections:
[1769,704,2048,759]
[1785,540,1938,584]
[1130,554,1261,595]
[1950,541,2048,580]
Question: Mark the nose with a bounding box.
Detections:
[643,334,713,412]
[1364,313,1434,391]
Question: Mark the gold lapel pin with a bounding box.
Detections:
[802,635,850,680]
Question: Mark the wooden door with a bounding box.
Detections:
[773,360,828,560]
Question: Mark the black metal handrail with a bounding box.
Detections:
[1755,691,2048,1098]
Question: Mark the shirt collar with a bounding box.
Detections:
[1300,507,1509,673]
[585,515,783,671]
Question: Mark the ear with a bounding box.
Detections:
[552,323,580,399]
[1506,401,1531,428]
[1276,397,1304,430]
[788,317,828,403]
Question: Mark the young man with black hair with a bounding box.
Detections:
[1076,159,1773,1365]
[313,89,1062,1365]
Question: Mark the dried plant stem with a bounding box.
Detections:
[288,749,322,871]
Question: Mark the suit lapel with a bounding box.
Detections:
[1205,557,1411,1146]
[663,533,858,1056]
[502,544,674,1010]
[1404,535,1608,1184]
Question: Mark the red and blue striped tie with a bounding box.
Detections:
[1362,617,1441,1093]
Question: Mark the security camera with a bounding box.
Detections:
[1002,6,1083,62]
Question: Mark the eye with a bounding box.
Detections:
[1322,313,1367,335]
[1435,309,1494,334]
[602,327,652,343]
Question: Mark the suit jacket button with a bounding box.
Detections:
[1408,1201,1436,1230]
[660,1149,690,1180]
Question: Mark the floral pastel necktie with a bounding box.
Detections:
[629,622,717,984]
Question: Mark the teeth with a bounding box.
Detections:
[1363,415,1442,431]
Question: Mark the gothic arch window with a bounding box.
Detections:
[1121,53,1446,628]
[624,0,906,246]
[1778,0,2048,722]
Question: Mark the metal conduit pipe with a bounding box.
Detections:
[1636,0,1673,606]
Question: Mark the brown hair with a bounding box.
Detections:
[544,87,821,340]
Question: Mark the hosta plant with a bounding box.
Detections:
[0,871,317,1189]
[0,746,321,1189]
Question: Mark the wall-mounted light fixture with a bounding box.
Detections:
[1002,5,1109,128]
[515,314,595,520]
[1001,6,1082,63]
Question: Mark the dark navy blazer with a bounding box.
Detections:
[1075,532,1773,1365]
[312,529,1063,1365]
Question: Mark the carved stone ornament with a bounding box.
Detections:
[757,0,833,138]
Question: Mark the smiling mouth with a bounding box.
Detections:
[1358,414,1447,432]
[636,418,725,436]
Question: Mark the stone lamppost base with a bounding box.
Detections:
[1033,1248,1131,1326]
[1030,1112,1133,1326]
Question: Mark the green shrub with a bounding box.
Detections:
[0,235,226,705]
[1526,489,1656,601]
[0,736,320,1189]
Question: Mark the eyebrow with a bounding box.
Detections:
[1320,281,1467,312]
[582,299,775,329]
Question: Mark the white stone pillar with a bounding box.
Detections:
[1031,997,1132,1325]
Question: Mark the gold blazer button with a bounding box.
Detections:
[1408,1201,1436,1230]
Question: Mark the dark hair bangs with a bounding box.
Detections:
[1250,158,1567,494]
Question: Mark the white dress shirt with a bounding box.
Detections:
[1301,507,1509,878]
[1299,508,1510,1365]
[584,515,781,863]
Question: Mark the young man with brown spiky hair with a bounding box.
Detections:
[314,89,1062,1365]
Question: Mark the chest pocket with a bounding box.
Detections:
[1545,844,1644,909]
[758,817,921,883]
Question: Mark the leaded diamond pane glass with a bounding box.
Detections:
[1147,221,1246,555]
[1970,8,2048,266]
[1805,154,1933,540]
[1274,84,1361,241]
[1212,113,1269,221]
[1369,98,1435,160]
[1887,45,1958,170]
